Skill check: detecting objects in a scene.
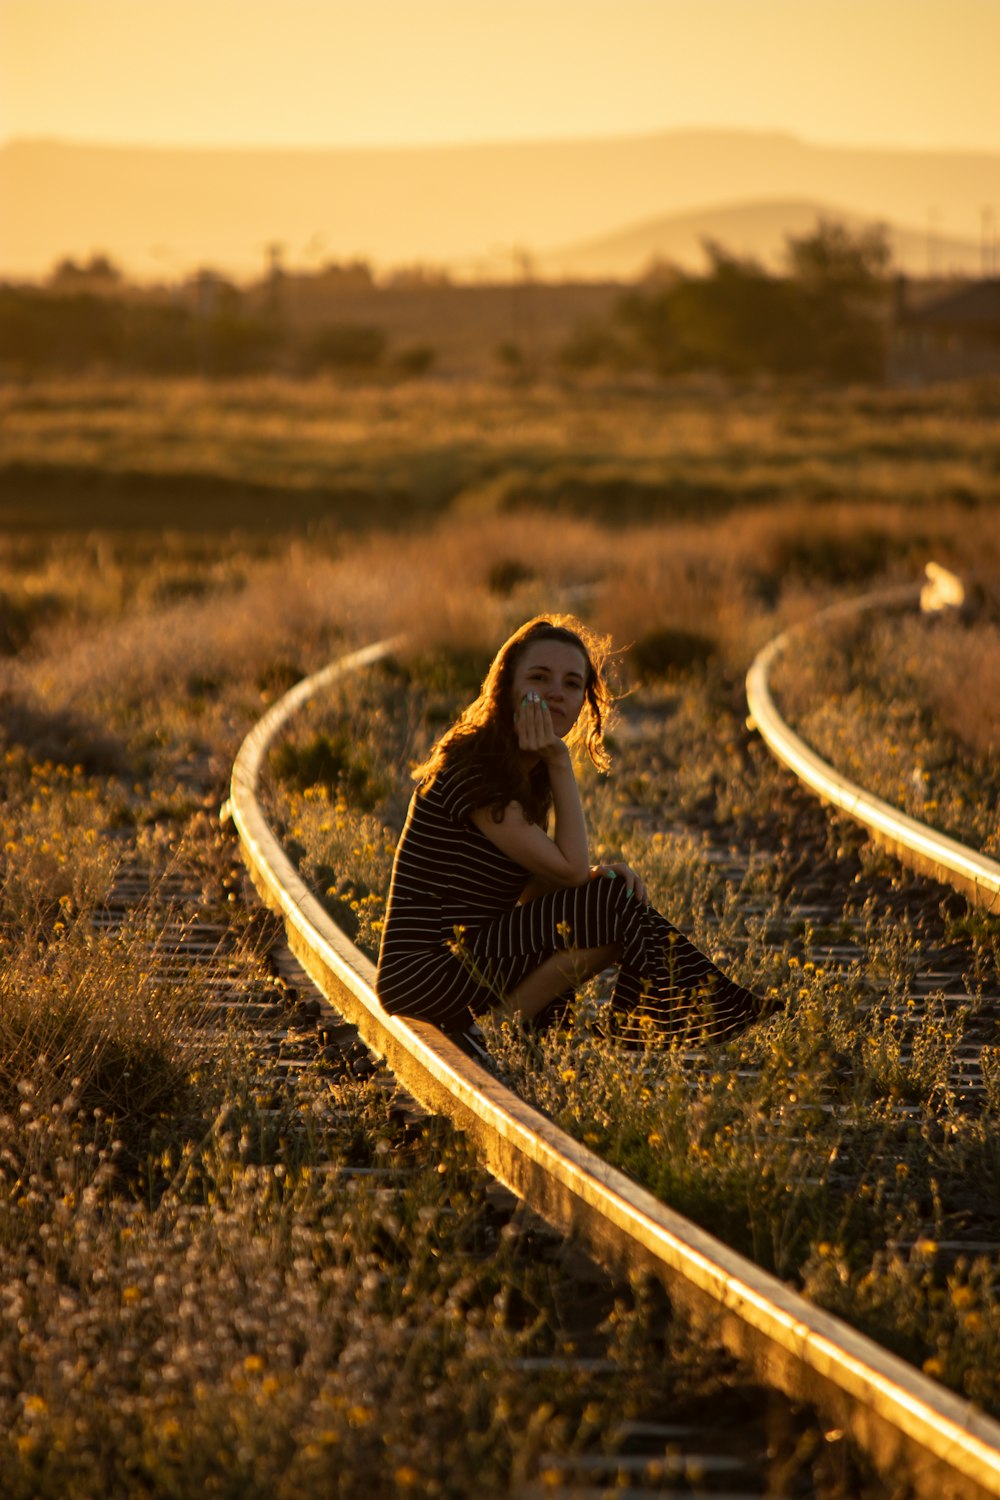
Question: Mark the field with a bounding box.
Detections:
[2,373,999,1493]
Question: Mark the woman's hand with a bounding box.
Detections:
[515,691,569,764]
[473,689,589,886]
[590,861,648,905]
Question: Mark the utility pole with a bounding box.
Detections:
[265,241,285,316]
[926,208,940,279]
[982,208,996,278]
[511,246,533,364]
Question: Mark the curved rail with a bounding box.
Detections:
[229,638,1000,1500]
[746,570,1000,914]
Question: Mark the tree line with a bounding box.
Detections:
[0,223,893,383]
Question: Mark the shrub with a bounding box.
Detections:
[614,222,890,383]
[629,626,716,678]
[298,324,386,375]
[486,558,535,597]
[392,343,436,378]
[270,731,387,811]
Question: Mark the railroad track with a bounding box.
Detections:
[746,565,1000,915]
[227,595,1000,1500]
[744,566,999,1128]
[59,762,867,1492]
[95,760,862,1492]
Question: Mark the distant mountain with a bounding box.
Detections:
[2,131,997,283]
[537,198,985,279]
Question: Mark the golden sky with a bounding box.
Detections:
[2,0,999,153]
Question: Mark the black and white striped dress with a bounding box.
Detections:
[375,763,762,1041]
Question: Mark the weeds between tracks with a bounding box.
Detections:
[0,531,846,1498]
[2,375,999,1488]
[264,645,1000,1420]
[770,606,1000,858]
[4,657,768,1498]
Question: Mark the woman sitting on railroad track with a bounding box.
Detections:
[375,614,767,1043]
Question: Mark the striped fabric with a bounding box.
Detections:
[376,764,763,1041]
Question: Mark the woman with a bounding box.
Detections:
[375,614,765,1043]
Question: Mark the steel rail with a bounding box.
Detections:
[228,636,1000,1500]
[746,570,1000,914]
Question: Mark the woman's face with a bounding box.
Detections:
[510,639,588,739]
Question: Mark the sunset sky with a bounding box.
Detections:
[2,0,999,153]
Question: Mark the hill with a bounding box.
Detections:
[538,198,984,280]
[2,130,997,283]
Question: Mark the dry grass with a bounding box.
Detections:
[0,524,786,1497]
[771,609,1000,856]
[3,376,999,535]
[2,374,999,1487]
[265,570,1000,1418]
[917,619,1000,763]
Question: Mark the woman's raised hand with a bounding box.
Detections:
[515,691,567,762]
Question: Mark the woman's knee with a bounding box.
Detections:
[580,873,636,940]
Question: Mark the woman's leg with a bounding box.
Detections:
[468,875,762,1042]
[608,911,762,1044]
[501,942,619,1023]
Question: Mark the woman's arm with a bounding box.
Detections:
[518,874,559,903]
[471,696,591,886]
[518,862,649,905]
[471,765,590,885]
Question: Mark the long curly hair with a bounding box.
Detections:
[413,615,614,824]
